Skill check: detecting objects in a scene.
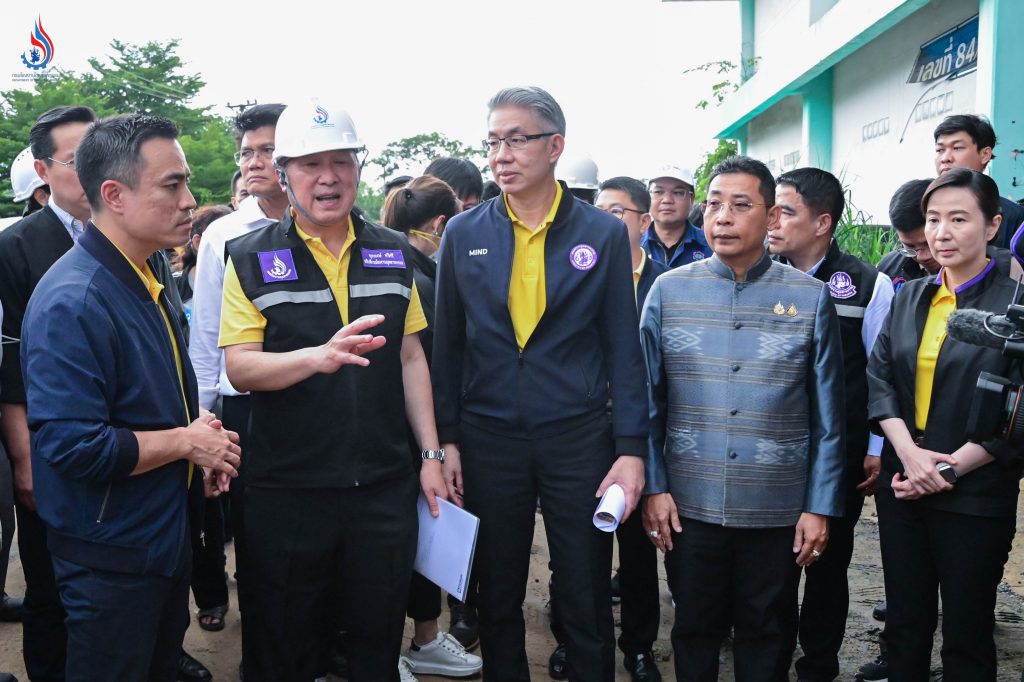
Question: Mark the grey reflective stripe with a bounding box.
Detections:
[251,288,334,311]
[835,304,866,319]
[349,283,412,299]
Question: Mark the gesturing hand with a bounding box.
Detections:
[315,315,388,374]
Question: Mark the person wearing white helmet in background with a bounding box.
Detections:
[643,164,711,269]
[559,155,600,204]
[1,147,51,230]
[218,99,446,682]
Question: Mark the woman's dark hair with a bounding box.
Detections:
[481,180,501,201]
[380,176,458,234]
[921,168,1001,224]
[181,205,231,270]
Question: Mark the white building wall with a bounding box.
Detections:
[746,95,803,176]
[831,0,977,222]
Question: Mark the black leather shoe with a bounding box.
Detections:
[178,650,212,682]
[0,594,24,623]
[0,673,18,682]
[449,601,479,650]
[624,652,662,682]
[872,599,887,621]
[548,643,568,680]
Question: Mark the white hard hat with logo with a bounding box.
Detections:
[11,147,45,202]
[559,156,600,190]
[649,164,695,189]
[273,99,365,165]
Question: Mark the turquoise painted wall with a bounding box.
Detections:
[978,0,1024,201]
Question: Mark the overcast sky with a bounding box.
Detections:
[2,0,740,185]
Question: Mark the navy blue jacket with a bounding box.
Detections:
[641,221,711,269]
[432,183,649,455]
[22,225,199,577]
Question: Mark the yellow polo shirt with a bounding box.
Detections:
[633,249,646,301]
[219,216,427,347]
[116,248,193,483]
[915,273,957,431]
[506,182,562,350]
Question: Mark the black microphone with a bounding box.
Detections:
[946,309,1019,350]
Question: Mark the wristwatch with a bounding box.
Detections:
[421,449,446,463]
[936,462,958,484]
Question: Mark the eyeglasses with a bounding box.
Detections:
[47,157,75,169]
[898,245,931,258]
[234,146,275,166]
[482,132,557,154]
[705,199,766,215]
[601,206,645,220]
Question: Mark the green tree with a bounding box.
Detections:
[371,132,483,183]
[356,181,386,221]
[0,40,234,217]
[693,139,739,202]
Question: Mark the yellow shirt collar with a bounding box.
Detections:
[112,243,163,303]
[504,182,562,231]
[295,215,356,249]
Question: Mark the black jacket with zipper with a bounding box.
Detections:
[432,182,649,455]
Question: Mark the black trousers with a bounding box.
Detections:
[0,449,14,596]
[52,545,190,682]
[779,476,864,681]
[16,502,66,681]
[241,475,418,682]
[190,496,228,610]
[664,519,796,682]
[876,486,1014,681]
[616,507,660,657]
[408,572,442,623]
[462,417,616,682]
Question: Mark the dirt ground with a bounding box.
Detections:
[4,496,1024,680]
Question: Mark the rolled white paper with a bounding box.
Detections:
[593,483,626,532]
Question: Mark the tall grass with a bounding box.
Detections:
[834,189,899,267]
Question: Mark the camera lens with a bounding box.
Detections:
[968,372,1024,443]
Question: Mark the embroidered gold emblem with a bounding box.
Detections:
[786,304,798,317]
[773,301,785,315]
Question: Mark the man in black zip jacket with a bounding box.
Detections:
[432,87,649,682]
[767,168,894,682]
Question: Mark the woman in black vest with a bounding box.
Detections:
[867,168,1023,680]
[381,177,483,678]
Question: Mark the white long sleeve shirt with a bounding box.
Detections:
[188,196,277,409]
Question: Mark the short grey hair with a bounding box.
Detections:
[487,86,566,136]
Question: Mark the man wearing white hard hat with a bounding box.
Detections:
[559,156,600,204]
[219,99,446,682]
[643,164,711,269]
[7,146,50,222]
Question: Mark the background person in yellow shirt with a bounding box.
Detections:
[218,100,445,682]
[867,168,1023,679]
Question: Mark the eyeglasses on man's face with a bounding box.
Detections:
[481,132,557,154]
[234,146,275,166]
[600,206,645,220]
[897,244,932,259]
[704,199,765,215]
[47,156,75,169]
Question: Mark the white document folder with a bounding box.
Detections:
[414,495,480,602]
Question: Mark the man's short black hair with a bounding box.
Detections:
[29,106,97,163]
[481,180,501,202]
[934,114,997,157]
[233,103,286,147]
[776,167,845,229]
[383,175,413,198]
[598,176,650,213]
[424,157,484,202]
[708,155,776,206]
[76,114,180,211]
[888,179,932,233]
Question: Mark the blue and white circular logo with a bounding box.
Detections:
[828,271,857,299]
[692,251,704,261]
[570,244,598,271]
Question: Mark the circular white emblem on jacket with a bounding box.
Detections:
[570,244,598,271]
[828,271,857,299]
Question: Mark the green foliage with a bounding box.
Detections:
[684,58,760,110]
[0,40,235,217]
[371,132,483,183]
[834,190,898,266]
[356,181,385,222]
[693,139,739,202]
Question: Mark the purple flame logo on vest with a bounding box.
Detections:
[828,271,857,299]
[258,250,298,283]
[570,244,599,271]
[20,16,54,71]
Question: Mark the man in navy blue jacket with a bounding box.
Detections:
[21,114,241,682]
[432,86,649,682]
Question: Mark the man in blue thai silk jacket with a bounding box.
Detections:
[640,156,845,682]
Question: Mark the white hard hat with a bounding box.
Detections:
[11,147,45,202]
[273,99,365,164]
[559,156,600,190]
[649,164,695,189]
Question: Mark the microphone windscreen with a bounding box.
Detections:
[946,309,1012,350]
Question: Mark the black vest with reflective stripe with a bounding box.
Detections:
[813,241,878,468]
[226,211,415,489]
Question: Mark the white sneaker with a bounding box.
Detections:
[399,656,420,682]
[406,631,483,677]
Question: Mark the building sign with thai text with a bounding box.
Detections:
[908,15,978,84]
